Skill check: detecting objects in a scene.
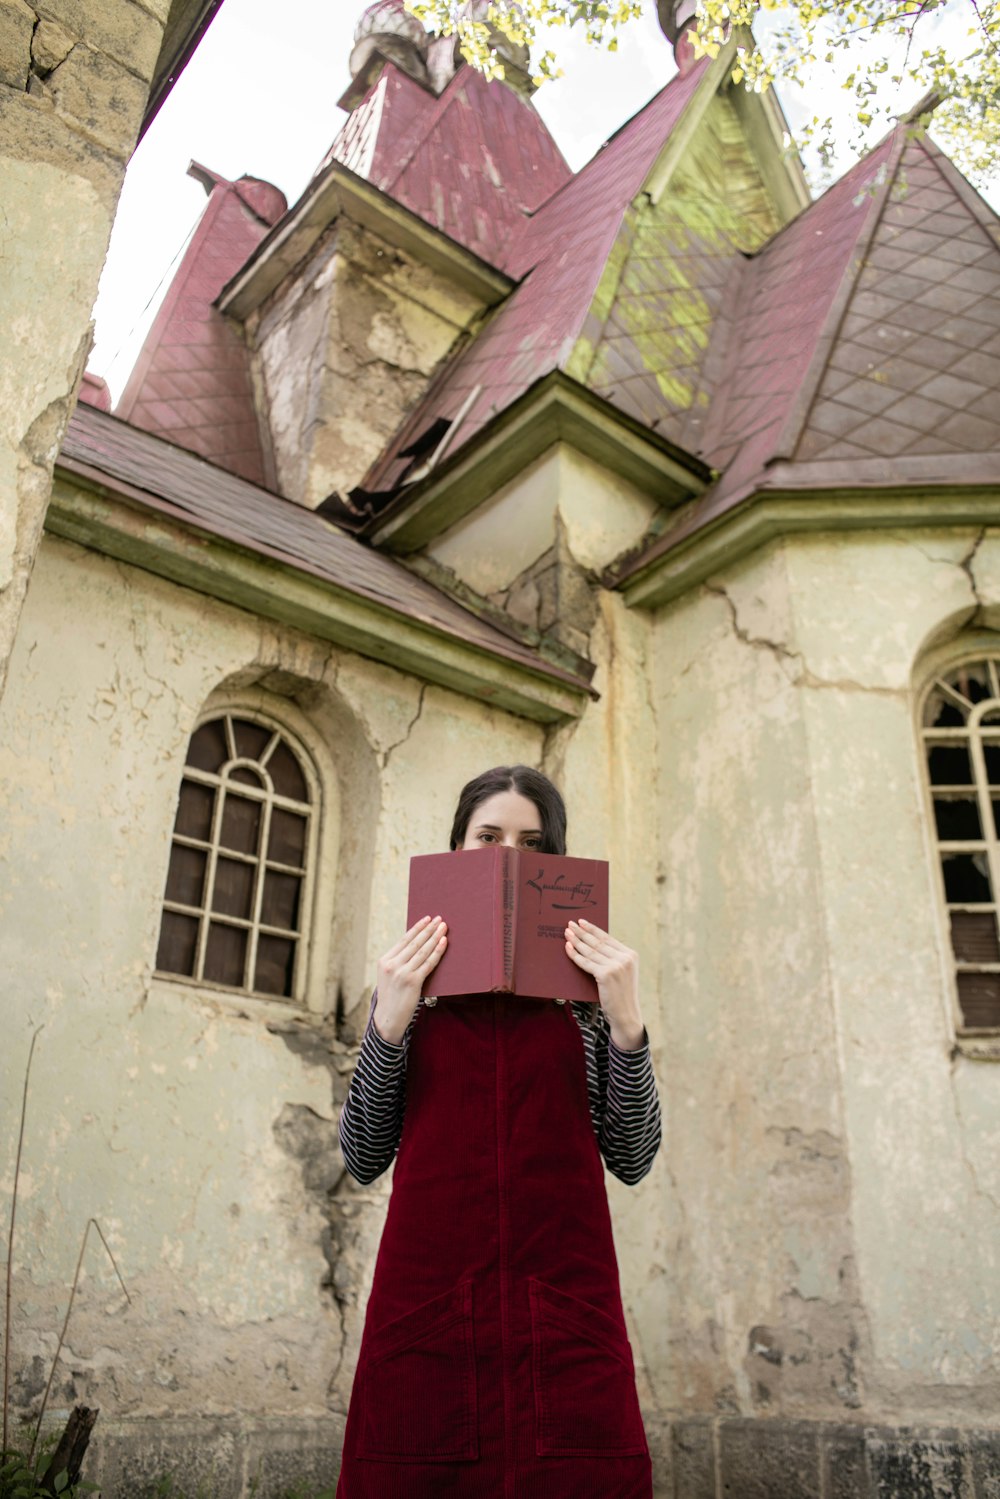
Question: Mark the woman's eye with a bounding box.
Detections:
[523,837,540,849]
[478,832,496,843]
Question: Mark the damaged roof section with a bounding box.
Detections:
[323,61,572,268]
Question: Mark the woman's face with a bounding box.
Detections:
[460,789,544,851]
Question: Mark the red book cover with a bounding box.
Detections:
[406,847,609,1002]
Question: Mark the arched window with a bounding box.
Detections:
[156,712,316,1001]
[922,657,1000,1033]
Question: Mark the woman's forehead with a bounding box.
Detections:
[470,788,542,828]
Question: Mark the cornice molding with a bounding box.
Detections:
[614,483,1000,609]
[46,472,592,726]
[217,162,513,322]
[366,371,711,554]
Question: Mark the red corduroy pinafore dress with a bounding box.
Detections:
[336,995,652,1498]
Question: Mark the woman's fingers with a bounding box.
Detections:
[566,918,629,955]
[565,938,599,972]
[378,917,446,982]
[421,929,448,977]
[382,915,434,962]
[404,918,447,973]
[401,918,445,964]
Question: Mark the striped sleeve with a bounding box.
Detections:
[574,1004,662,1185]
[338,994,415,1185]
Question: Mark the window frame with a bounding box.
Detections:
[153,699,336,1015]
[919,647,1000,1057]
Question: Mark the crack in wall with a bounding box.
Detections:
[960,528,987,613]
[380,682,427,768]
[114,560,189,716]
[703,582,802,674]
[910,530,987,618]
[704,582,905,697]
[947,1059,1000,1218]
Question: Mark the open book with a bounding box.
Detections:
[407,846,609,1002]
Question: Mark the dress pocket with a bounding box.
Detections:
[359,1280,478,1463]
[529,1277,648,1458]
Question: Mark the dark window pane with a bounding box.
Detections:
[255,935,296,997]
[945,662,992,706]
[212,857,256,919]
[933,798,982,841]
[983,709,1000,726]
[187,718,228,773]
[230,766,264,787]
[925,689,966,729]
[220,792,261,855]
[204,922,247,986]
[928,743,973,785]
[984,742,1000,784]
[233,719,272,761]
[165,844,208,908]
[156,911,199,976]
[942,853,993,904]
[956,972,1000,1030]
[268,739,309,803]
[175,779,215,841]
[951,911,1000,964]
[261,871,301,932]
[268,808,307,867]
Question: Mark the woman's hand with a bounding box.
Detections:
[373,916,448,1045]
[565,919,645,1051]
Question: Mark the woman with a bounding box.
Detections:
[337,765,661,1498]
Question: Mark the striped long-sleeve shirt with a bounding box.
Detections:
[339,996,662,1187]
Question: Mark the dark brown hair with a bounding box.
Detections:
[448,765,567,855]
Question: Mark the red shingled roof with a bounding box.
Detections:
[325,62,571,268]
[366,57,712,491]
[794,135,1000,465]
[116,165,287,488]
[614,121,1000,581]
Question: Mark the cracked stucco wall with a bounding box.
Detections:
[544,586,673,1424]
[428,443,660,602]
[650,527,1000,1428]
[0,527,541,1433]
[248,219,486,508]
[0,0,170,703]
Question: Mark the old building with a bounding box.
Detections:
[2,1,1000,1494]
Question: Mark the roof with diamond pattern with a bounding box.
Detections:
[116,166,286,487]
[614,120,1000,579]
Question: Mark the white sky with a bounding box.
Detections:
[90,0,999,402]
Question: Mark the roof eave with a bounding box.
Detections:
[365,371,712,554]
[217,161,514,322]
[49,457,592,727]
[139,0,227,145]
[613,463,1000,610]
[725,63,812,221]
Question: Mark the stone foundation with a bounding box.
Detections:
[34,1412,1000,1497]
[659,1417,1000,1499]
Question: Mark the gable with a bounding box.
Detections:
[573,87,788,457]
